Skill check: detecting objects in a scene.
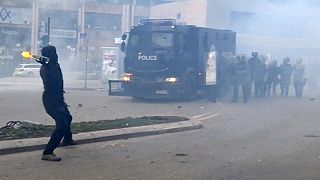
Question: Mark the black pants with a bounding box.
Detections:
[266,82,277,96]
[254,82,264,97]
[280,85,289,96]
[294,82,304,98]
[207,85,217,102]
[232,85,250,102]
[43,105,73,155]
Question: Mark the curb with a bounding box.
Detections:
[0,120,203,155]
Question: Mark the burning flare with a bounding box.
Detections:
[21,51,34,59]
[21,51,49,64]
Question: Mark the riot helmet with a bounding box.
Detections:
[252,51,258,58]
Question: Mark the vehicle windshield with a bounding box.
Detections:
[128,32,174,49]
[152,32,173,49]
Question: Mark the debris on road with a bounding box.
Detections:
[304,135,319,138]
[175,153,188,157]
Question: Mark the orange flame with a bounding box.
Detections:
[21,51,33,59]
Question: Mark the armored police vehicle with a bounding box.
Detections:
[110,19,236,100]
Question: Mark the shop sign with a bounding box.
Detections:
[0,7,31,24]
[114,38,122,44]
[1,29,18,36]
[51,29,77,39]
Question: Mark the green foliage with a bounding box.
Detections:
[0,116,188,141]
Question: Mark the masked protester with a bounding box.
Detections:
[279,57,293,97]
[293,58,306,98]
[40,45,76,161]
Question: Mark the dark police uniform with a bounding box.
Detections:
[279,58,293,96]
[293,59,305,98]
[231,55,251,102]
[248,52,264,97]
[265,61,279,96]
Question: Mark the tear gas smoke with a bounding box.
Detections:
[228,0,320,90]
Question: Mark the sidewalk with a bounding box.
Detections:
[0,119,202,155]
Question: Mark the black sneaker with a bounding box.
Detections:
[41,153,61,161]
[61,140,77,146]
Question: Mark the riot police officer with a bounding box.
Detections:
[231,54,251,102]
[265,60,279,96]
[248,52,265,97]
[293,58,305,98]
[279,57,293,96]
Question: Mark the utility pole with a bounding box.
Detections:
[79,0,88,89]
[129,0,136,28]
[81,0,85,37]
[31,0,39,53]
[77,0,86,61]
[76,0,88,88]
[122,0,136,33]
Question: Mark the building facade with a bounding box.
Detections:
[0,0,149,73]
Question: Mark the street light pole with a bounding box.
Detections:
[47,17,50,44]
[81,0,85,34]
[85,38,88,89]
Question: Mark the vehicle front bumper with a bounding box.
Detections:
[122,80,184,99]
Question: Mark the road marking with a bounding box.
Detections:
[0,82,41,85]
[192,112,212,119]
[196,113,219,121]
[192,113,219,121]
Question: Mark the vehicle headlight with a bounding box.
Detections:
[122,73,133,81]
[165,77,178,83]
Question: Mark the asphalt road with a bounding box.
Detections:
[0,76,216,126]
[1,76,320,179]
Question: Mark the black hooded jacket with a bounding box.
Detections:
[40,46,65,109]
